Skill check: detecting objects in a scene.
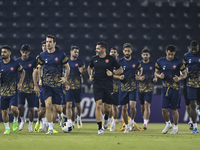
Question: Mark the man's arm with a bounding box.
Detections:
[173,69,187,82]
[33,68,41,94]
[18,70,25,90]
[87,66,94,81]
[37,65,43,86]
[113,66,123,75]
[59,63,70,84]
[155,68,165,79]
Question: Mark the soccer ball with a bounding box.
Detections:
[62,122,73,133]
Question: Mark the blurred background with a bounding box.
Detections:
[0,0,200,94]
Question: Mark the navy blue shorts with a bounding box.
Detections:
[161,87,181,110]
[1,95,17,110]
[18,92,36,108]
[93,88,112,104]
[62,92,76,107]
[138,91,153,105]
[112,92,119,106]
[119,89,137,105]
[65,89,82,103]
[41,86,63,105]
[187,86,200,101]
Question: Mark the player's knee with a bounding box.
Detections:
[122,106,127,112]
[29,108,34,114]
[190,100,197,109]
[162,109,168,114]
[2,110,8,117]
[18,104,23,110]
[67,103,72,109]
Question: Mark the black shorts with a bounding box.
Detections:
[93,88,112,104]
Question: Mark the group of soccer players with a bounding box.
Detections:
[0,34,200,135]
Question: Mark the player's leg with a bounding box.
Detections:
[108,105,112,129]
[72,105,76,129]
[183,85,193,129]
[74,89,82,129]
[18,92,26,131]
[1,97,10,134]
[26,93,36,132]
[143,92,153,129]
[122,104,129,133]
[94,88,104,134]
[161,88,172,134]
[110,105,118,131]
[66,102,72,124]
[103,103,111,129]
[45,96,53,134]
[187,87,199,133]
[10,95,19,132]
[129,89,137,131]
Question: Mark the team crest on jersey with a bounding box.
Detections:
[55,57,58,61]
[10,67,14,71]
[149,67,152,70]
[105,59,109,63]
[199,59,200,62]
[132,64,135,68]
[28,64,32,67]
[173,65,176,69]
[75,63,78,67]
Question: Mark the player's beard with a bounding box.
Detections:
[124,54,130,59]
[1,56,8,59]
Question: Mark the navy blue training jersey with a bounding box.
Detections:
[119,57,141,92]
[15,56,37,93]
[183,51,200,88]
[0,59,23,96]
[155,57,185,90]
[139,61,155,93]
[37,49,68,88]
[68,58,85,89]
[89,55,121,90]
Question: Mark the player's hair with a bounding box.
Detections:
[71,46,79,51]
[1,45,11,51]
[55,45,60,50]
[97,41,107,50]
[110,47,118,53]
[190,40,199,47]
[166,45,176,52]
[123,43,133,50]
[142,48,150,54]
[21,44,31,51]
[41,40,46,45]
[46,35,56,42]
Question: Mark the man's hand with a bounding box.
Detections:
[173,75,179,82]
[34,85,41,95]
[160,73,165,79]
[135,74,139,80]
[78,67,83,74]
[89,75,94,81]
[65,84,70,91]
[119,75,125,80]
[59,77,67,84]
[17,83,22,90]
[153,77,157,82]
[139,75,145,81]
[106,69,113,76]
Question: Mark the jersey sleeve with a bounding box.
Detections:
[89,57,94,68]
[17,63,23,73]
[137,61,141,69]
[155,60,161,70]
[112,57,121,69]
[62,52,68,64]
[81,61,86,69]
[37,55,44,66]
[180,61,186,72]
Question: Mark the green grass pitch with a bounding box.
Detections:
[0,122,199,150]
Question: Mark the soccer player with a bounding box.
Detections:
[118,43,142,133]
[155,45,187,134]
[109,47,120,131]
[0,45,25,134]
[138,48,157,130]
[87,41,123,135]
[37,35,70,134]
[183,40,200,133]
[65,46,86,129]
[15,44,37,132]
